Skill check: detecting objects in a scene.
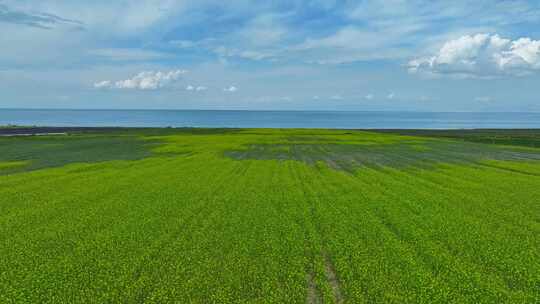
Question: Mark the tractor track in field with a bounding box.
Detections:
[306,271,321,304]
[292,163,346,304]
[323,253,344,304]
[304,253,345,304]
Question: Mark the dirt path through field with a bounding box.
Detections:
[324,254,344,303]
[306,271,321,304]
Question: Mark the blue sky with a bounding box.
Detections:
[1,0,540,111]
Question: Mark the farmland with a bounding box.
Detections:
[0,128,539,303]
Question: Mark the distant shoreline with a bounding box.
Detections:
[0,127,133,136]
[2,126,540,136]
[2,108,539,114]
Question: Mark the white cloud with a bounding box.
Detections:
[237,14,288,47]
[475,96,492,102]
[365,94,374,100]
[93,80,112,89]
[223,86,238,92]
[195,86,207,91]
[171,40,198,48]
[94,70,187,90]
[88,48,168,61]
[279,96,293,101]
[330,95,343,100]
[213,46,276,61]
[420,96,434,102]
[294,23,425,64]
[387,93,395,99]
[408,33,540,77]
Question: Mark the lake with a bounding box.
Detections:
[1,109,539,129]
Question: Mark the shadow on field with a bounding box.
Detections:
[372,129,540,148]
[0,133,155,175]
[225,138,540,172]
[0,127,245,175]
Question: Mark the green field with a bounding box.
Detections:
[1,128,539,303]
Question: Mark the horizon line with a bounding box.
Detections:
[1,108,539,114]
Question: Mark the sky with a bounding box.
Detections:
[1,0,540,111]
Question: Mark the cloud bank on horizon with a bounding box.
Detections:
[1,0,540,111]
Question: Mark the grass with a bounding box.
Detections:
[0,128,539,303]
[0,160,29,171]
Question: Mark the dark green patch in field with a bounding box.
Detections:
[130,127,242,136]
[374,129,540,148]
[225,140,540,171]
[0,134,156,174]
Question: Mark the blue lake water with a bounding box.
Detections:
[1,109,539,129]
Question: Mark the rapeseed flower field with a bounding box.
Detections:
[0,128,538,303]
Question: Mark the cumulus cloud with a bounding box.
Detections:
[223,86,238,92]
[408,33,540,77]
[387,93,395,100]
[365,94,374,100]
[94,70,187,90]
